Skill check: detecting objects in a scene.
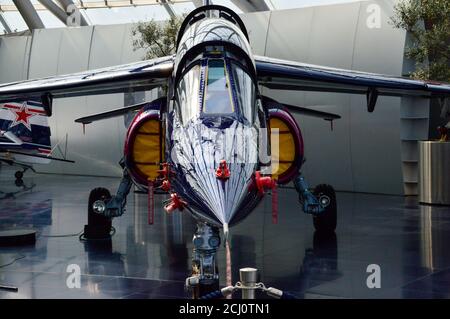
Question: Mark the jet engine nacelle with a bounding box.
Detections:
[265,101,304,185]
[124,98,165,188]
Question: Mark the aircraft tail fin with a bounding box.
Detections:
[0,99,51,155]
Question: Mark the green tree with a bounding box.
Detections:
[132,15,184,59]
[391,0,450,82]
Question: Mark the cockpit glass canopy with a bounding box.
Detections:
[230,62,254,122]
[204,59,234,114]
[175,57,255,125]
[176,64,201,125]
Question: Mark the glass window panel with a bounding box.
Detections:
[230,63,255,123]
[204,59,233,114]
[176,64,201,124]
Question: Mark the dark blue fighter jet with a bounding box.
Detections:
[0,5,449,296]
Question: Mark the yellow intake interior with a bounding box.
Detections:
[132,119,163,181]
[270,117,296,179]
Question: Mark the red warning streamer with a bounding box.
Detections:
[272,184,278,224]
[225,241,232,299]
[148,180,154,225]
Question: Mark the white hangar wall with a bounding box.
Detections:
[0,0,424,195]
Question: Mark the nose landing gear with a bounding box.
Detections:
[186,223,221,299]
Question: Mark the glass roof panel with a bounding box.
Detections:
[82,6,170,25]
[270,0,365,10]
[0,0,368,35]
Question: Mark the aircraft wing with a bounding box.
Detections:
[255,55,450,111]
[0,55,174,109]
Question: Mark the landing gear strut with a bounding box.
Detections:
[13,165,33,187]
[186,222,221,298]
[0,160,34,187]
[294,173,337,233]
[83,159,133,240]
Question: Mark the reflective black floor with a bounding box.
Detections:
[1,167,450,299]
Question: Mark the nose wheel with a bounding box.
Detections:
[186,223,221,299]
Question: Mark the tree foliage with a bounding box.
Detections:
[391,0,450,82]
[132,15,184,59]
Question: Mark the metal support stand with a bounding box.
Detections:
[198,267,297,299]
[239,268,258,299]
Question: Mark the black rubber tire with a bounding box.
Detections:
[88,187,111,222]
[84,188,112,239]
[15,179,24,187]
[14,171,23,180]
[312,184,337,233]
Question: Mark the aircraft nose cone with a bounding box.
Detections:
[169,119,261,227]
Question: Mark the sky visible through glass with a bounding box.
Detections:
[0,0,365,34]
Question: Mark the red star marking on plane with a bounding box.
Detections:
[9,102,34,131]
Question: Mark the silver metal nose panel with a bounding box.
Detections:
[169,118,260,227]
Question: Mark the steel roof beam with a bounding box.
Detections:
[0,1,190,12]
[38,0,70,26]
[56,0,89,26]
[0,12,12,33]
[192,0,212,7]
[159,0,176,18]
[12,0,45,30]
[230,0,270,12]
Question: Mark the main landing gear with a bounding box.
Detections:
[0,161,34,187]
[14,170,27,187]
[83,161,133,240]
[293,174,337,233]
[83,187,113,239]
[11,165,34,188]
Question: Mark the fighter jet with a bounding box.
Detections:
[0,5,449,297]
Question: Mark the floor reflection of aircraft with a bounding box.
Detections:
[0,100,74,185]
[263,232,339,299]
[0,182,36,200]
[0,192,52,227]
[0,191,52,295]
[0,4,449,297]
[298,232,340,297]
